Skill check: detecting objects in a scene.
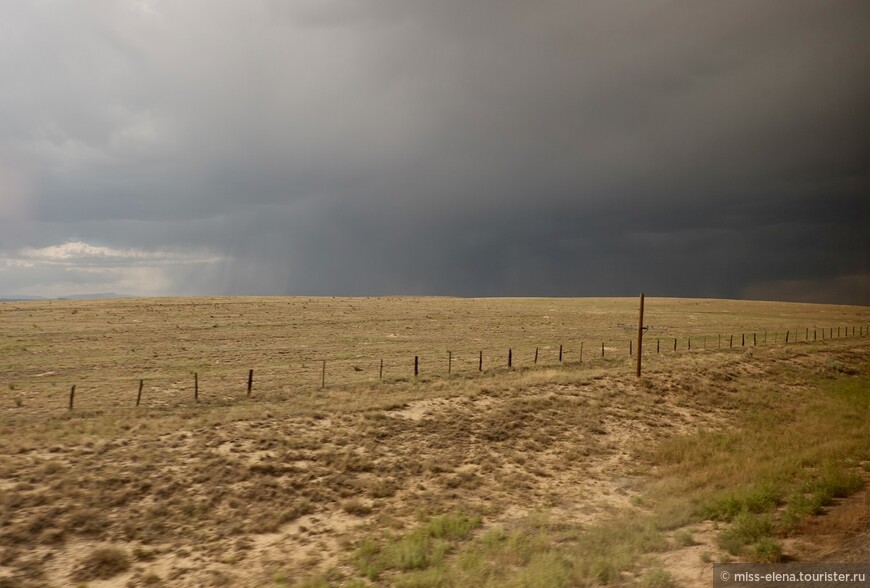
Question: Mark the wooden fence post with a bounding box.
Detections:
[753,333,757,346]
[688,337,691,351]
[636,293,644,377]
[448,351,452,375]
[479,351,483,371]
[785,331,789,343]
[247,369,253,397]
[657,338,660,353]
[136,379,143,407]
[508,348,512,368]
[559,344,563,362]
[742,334,745,347]
[322,360,326,388]
[194,372,199,402]
[414,356,418,377]
[673,338,677,352]
[601,342,604,357]
[629,340,632,356]
[380,359,384,380]
[718,334,721,348]
[580,341,584,362]
[69,385,75,411]
[730,334,733,348]
[534,347,538,364]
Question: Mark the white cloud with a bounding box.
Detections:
[1,241,225,296]
[19,241,221,265]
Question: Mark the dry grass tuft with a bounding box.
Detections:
[72,545,130,581]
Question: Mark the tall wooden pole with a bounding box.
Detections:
[636,293,645,377]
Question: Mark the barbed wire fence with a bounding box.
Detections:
[3,324,868,419]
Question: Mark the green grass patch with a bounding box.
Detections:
[751,537,784,563]
[350,511,669,586]
[652,372,868,558]
[700,484,781,522]
[717,512,774,555]
[354,512,482,580]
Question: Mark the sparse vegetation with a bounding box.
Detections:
[0,297,867,585]
[640,567,677,588]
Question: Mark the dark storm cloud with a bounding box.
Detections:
[1,0,868,303]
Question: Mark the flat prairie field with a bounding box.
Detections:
[0,297,868,587]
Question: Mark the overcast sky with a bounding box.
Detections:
[1,1,868,303]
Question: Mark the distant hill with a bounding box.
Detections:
[56,292,129,300]
[0,293,129,302]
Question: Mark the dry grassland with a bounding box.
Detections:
[0,297,868,587]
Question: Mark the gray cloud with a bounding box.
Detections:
[1,0,868,303]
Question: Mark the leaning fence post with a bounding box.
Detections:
[69,384,75,411]
[534,347,539,364]
[785,331,789,343]
[136,379,143,407]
